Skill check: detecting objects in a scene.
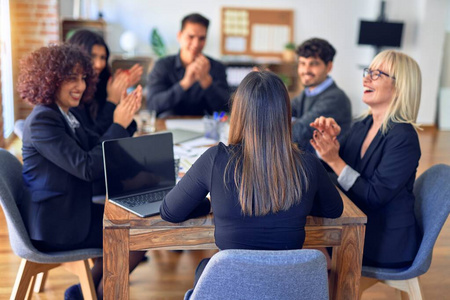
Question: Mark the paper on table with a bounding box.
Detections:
[165,119,204,132]
[173,145,209,158]
[179,137,217,148]
[173,145,210,174]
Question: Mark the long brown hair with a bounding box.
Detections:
[227,71,308,216]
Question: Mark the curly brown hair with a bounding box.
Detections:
[17,43,97,105]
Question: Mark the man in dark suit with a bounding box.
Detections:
[146,13,230,117]
[291,38,352,150]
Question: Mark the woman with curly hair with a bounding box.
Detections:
[68,29,143,134]
[17,43,145,299]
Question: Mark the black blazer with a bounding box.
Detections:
[339,115,421,266]
[20,104,131,245]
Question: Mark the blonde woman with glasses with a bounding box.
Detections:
[310,50,422,269]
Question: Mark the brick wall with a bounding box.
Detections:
[10,0,59,120]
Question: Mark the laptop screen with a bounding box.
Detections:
[102,133,175,199]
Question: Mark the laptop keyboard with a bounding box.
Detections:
[118,190,169,208]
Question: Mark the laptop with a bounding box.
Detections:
[169,128,204,144]
[102,132,175,217]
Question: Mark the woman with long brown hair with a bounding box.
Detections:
[160,71,343,285]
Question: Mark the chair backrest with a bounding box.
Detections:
[0,148,37,259]
[0,148,102,264]
[14,119,25,140]
[189,249,329,300]
[410,164,450,276]
[110,56,152,88]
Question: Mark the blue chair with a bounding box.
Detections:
[0,149,102,299]
[360,164,450,299]
[184,249,329,300]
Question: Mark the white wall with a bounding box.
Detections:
[61,0,450,125]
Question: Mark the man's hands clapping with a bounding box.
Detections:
[179,54,212,90]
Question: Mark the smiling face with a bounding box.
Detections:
[56,67,86,112]
[177,22,207,65]
[297,56,332,90]
[362,65,396,111]
[91,44,107,75]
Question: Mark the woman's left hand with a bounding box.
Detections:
[107,71,129,104]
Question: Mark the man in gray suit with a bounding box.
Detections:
[292,38,352,150]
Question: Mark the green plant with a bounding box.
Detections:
[285,42,296,50]
[278,73,292,87]
[150,28,167,57]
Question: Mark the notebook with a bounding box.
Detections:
[102,132,175,217]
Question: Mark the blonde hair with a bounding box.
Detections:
[227,71,308,216]
[367,50,422,134]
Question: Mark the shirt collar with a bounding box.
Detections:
[305,76,334,97]
[57,105,80,132]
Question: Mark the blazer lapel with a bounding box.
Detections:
[74,126,90,150]
[360,128,383,172]
[303,96,314,113]
[56,107,89,150]
[298,93,307,116]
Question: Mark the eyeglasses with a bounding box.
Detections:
[363,68,396,80]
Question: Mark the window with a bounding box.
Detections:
[1,0,14,138]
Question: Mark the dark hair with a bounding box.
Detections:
[295,38,336,64]
[17,44,96,105]
[68,29,111,103]
[227,71,308,216]
[181,13,210,31]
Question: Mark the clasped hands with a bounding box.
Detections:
[309,116,342,167]
[180,54,212,90]
[107,63,144,105]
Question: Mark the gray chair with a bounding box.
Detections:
[0,149,102,300]
[184,249,329,300]
[360,164,450,299]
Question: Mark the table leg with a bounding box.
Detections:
[329,224,365,300]
[104,228,130,300]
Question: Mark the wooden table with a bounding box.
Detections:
[103,189,366,300]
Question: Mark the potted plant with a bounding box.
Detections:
[150,28,167,58]
[282,42,296,62]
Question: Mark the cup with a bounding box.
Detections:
[203,117,224,141]
[220,122,230,145]
[174,156,181,181]
[139,109,156,133]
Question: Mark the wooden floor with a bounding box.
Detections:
[1,127,449,300]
